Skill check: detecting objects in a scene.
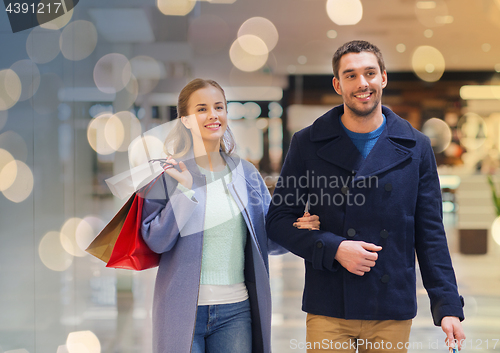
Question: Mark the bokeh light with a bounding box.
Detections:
[423,29,433,38]
[415,0,449,28]
[66,331,101,353]
[243,102,261,119]
[326,0,363,25]
[130,56,165,95]
[492,216,500,246]
[396,43,406,53]
[26,26,61,64]
[237,34,269,56]
[457,112,487,150]
[60,218,88,257]
[268,102,283,118]
[93,53,132,94]
[157,0,195,16]
[227,102,245,120]
[105,111,142,152]
[327,30,338,38]
[238,17,278,52]
[229,37,268,72]
[31,73,63,114]
[0,110,7,130]
[128,135,166,168]
[39,231,73,272]
[482,43,492,52]
[60,20,98,61]
[1,160,34,203]
[9,60,40,102]
[0,131,28,162]
[40,5,74,30]
[0,148,16,191]
[87,113,121,155]
[422,118,452,153]
[0,69,22,111]
[188,14,231,54]
[75,216,106,254]
[0,157,16,192]
[411,45,445,82]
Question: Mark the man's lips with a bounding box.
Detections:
[354,92,373,101]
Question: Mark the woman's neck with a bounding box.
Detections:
[192,139,225,171]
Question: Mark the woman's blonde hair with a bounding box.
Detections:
[164,78,236,158]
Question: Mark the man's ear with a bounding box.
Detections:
[181,116,191,129]
[381,70,388,89]
[332,77,342,95]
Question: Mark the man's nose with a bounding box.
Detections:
[358,75,369,88]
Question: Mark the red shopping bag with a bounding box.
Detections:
[105,192,161,270]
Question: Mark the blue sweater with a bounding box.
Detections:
[340,114,386,159]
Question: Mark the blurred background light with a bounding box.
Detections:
[237,34,269,56]
[460,85,500,100]
[0,131,28,162]
[492,216,500,246]
[326,29,337,38]
[75,216,106,254]
[39,231,73,272]
[60,20,98,61]
[105,111,142,152]
[423,29,433,38]
[60,218,89,257]
[188,14,231,54]
[268,102,283,119]
[26,27,61,64]
[422,118,452,153]
[31,73,63,114]
[93,54,132,94]
[0,149,16,191]
[9,60,40,102]
[66,331,101,353]
[128,135,166,168]
[298,55,307,65]
[0,69,22,111]
[87,113,120,155]
[457,112,487,150]
[227,102,245,120]
[114,74,139,110]
[157,0,195,16]
[411,45,445,82]
[229,37,268,72]
[243,102,261,119]
[396,43,406,53]
[1,160,34,203]
[415,0,449,28]
[130,56,165,95]
[39,6,74,30]
[326,0,363,26]
[237,17,279,52]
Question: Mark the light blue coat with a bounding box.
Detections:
[141,151,282,353]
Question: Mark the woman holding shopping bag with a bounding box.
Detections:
[141,78,320,353]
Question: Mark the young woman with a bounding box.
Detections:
[141,78,319,353]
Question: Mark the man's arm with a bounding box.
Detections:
[266,133,346,271]
[414,139,465,347]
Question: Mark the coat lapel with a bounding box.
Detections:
[311,105,416,177]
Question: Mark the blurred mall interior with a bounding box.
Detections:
[1,0,500,352]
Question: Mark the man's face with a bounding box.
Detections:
[332,52,387,119]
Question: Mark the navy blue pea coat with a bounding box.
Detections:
[266,105,464,326]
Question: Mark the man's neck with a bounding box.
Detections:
[341,106,384,133]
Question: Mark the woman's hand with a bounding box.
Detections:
[163,156,193,189]
[293,212,320,230]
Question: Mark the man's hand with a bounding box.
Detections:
[441,316,465,351]
[334,241,382,276]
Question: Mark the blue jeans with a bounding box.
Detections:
[191,299,252,353]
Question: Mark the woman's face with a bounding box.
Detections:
[181,85,228,145]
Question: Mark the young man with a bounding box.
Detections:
[266,40,465,352]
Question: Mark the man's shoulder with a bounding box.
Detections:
[294,105,344,142]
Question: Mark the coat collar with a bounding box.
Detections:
[311,105,416,178]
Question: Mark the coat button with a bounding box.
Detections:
[385,183,392,192]
[347,228,356,237]
[380,230,389,239]
[341,186,349,195]
[381,274,390,283]
[316,242,323,249]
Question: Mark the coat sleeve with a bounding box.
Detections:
[141,174,199,254]
[266,133,346,271]
[414,139,464,326]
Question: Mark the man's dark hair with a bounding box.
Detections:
[332,40,386,78]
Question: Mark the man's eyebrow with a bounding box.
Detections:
[341,68,354,75]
